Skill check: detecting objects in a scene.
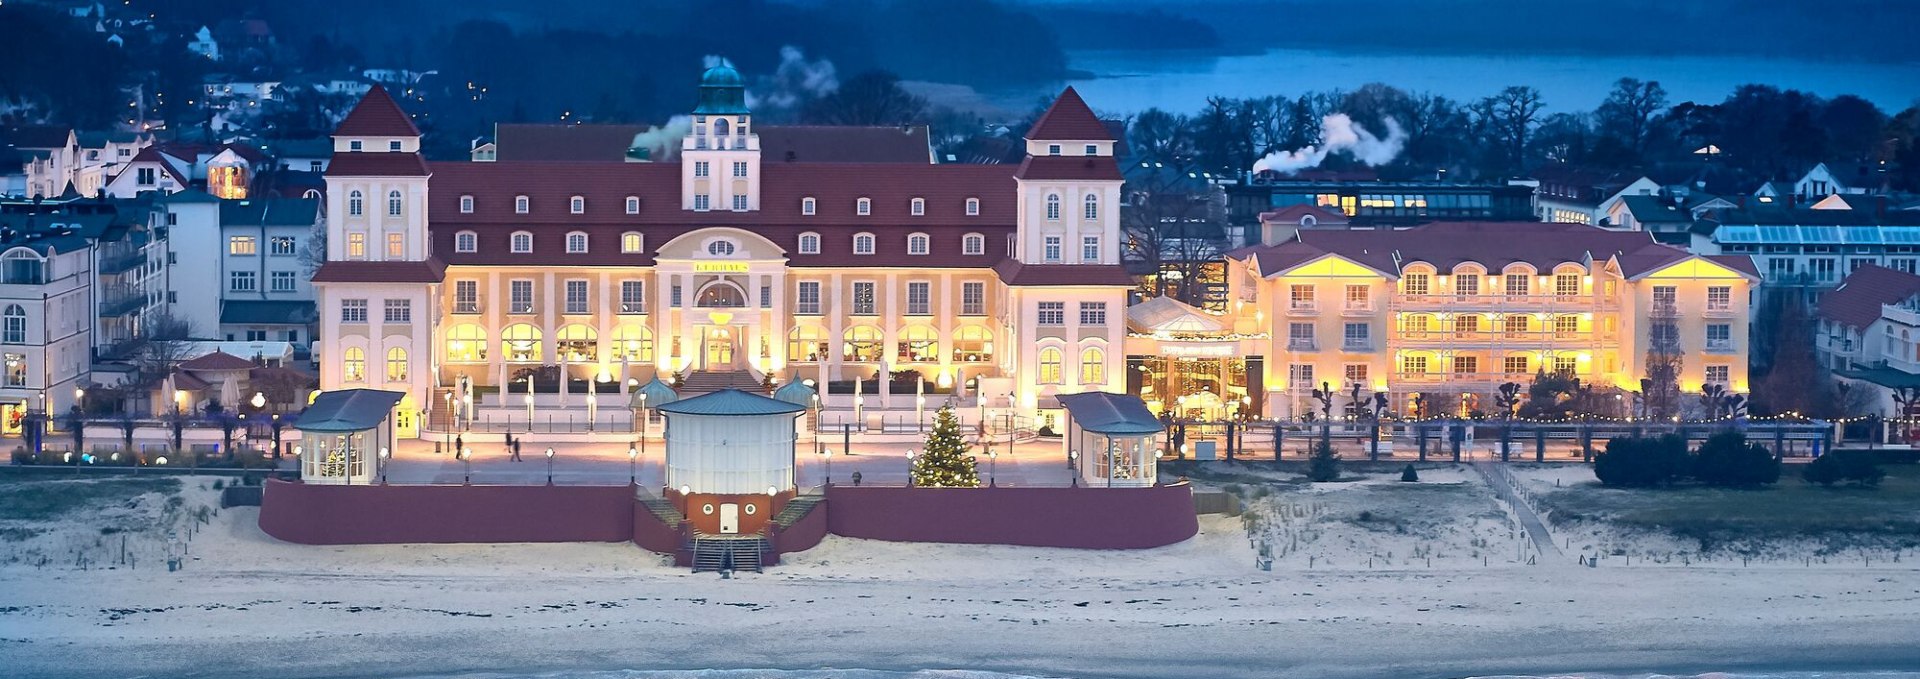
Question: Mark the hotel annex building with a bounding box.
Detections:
[311,69,1756,437]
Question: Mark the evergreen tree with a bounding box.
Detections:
[1306,439,1340,483]
[912,406,980,488]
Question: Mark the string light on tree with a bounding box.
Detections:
[911,405,980,488]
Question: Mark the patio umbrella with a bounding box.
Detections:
[219,377,240,412]
[160,373,177,416]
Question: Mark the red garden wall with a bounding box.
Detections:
[259,479,635,545]
[822,482,1198,550]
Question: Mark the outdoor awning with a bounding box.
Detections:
[1126,296,1227,334]
[1058,391,1166,436]
[630,377,679,408]
[295,389,406,433]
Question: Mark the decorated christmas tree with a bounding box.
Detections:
[912,406,980,488]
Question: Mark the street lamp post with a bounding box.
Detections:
[905,450,915,487]
[544,446,556,485]
[627,445,638,486]
[379,447,390,484]
[819,447,831,486]
[1068,451,1079,487]
[461,447,473,485]
[988,449,997,487]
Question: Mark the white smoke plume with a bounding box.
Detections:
[1252,113,1407,175]
[749,46,838,111]
[702,55,734,70]
[629,115,691,160]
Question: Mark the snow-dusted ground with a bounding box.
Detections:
[2,475,1919,679]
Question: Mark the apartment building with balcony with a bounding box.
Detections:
[1815,263,1920,416]
[1218,221,1758,419]
[1705,202,1920,305]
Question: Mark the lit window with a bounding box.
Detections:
[346,233,366,258]
[342,347,365,382]
[445,325,487,361]
[386,233,404,258]
[454,231,477,253]
[908,233,929,255]
[386,347,408,381]
[1039,347,1063,383]
[228,236,257,255]
[1080,347,1106,384]
[510,232,533,253]
[621,232,644,253]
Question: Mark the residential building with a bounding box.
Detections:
[1704,203,1920,301]
[216,197,320,348]
[1528,166,1660,226]
[312,76,1131,437]
[1815,264,1920,418]
[1227,176,1533,228]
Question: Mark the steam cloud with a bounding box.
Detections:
[752,46,838,110]
[629,115,691,160]
[1252,114,1407,175]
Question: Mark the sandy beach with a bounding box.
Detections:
[4,479,1920,679]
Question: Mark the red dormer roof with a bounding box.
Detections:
[180,351,257,371]
[1027,87,1111,142]
[334,85,420,137]
[1258,204,1349,226]
[1818,264,1920,330]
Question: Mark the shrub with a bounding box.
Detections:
[1399,464,1419,482]
[1306,439,1340,482]
[1593,434,1689,487]
[1692,430,1780,487]
[1803,450,1886,487]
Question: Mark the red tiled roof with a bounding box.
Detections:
[1231,221,1698,278]
[993,260,1134,287]
[1818,264,1920,329]
[324,152,430,177]
[1013,155,1123,181]
[334,85,420,137]
[170,369,211,392]
[181,351,256,371]
[114,146,190,186]
[311,258,448,283]
[1027,87,1112,141]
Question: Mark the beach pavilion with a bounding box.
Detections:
[1058,391,1166,488]
[294,388,407,485]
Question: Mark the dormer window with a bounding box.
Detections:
[514,195,529,214]
[454,231,478,253]
[1084,144,1097,156]
[801,197,816,215]
[350,140,363,151]
[1047,144,1061,156]
[962,233,985,256]
[566,232,589,253]
[853,233,875,255]
[626,196,640,214]
[389,140,403,151]
[570,196,585,214]
[965,198,980,216]
[459,195,474,214]
[910,197,925,216]
[907,233,930,255]
[621,232,644,253]
[510,231,533,253]
[798,232,821,254]
[856,197,871,216]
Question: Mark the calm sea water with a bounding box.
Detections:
[1039,48,1920,115]
[399,671,1920,679]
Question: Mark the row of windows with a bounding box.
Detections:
[345,139,405,152]
[340,298,413,324]
[227,235,299,256]
[345,190,405,218]
[441,323,1011,366]
[1038,235,1101,263]
[457,194,991,218]
[340,346,409,383]
[1045,143,1102,157]
[229,270,303,293]
[1041,193,1101,222]
[1288,361,1732,388]
[449,278,996,317]
[342,232,408,259]
[1035,301,1107,326]
[1398,271,1587,296]
[452,231,994,257]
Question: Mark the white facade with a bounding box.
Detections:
[663,411,798,495]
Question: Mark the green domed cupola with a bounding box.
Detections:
[695,65,749,115]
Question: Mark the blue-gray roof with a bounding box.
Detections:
[1058,391,1165,435]
[657,388,804,417]
[772,379,816,407]
[630,377,678,408]
[295,389,406,433]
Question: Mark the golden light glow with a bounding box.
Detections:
[1642,258,1747,280]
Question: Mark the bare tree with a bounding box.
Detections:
[1475,86,1545,173]
[1596,77,1669,158]
[1121,155,1227,307]
[132,312,199,410]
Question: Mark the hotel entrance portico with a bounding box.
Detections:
[1122,297,1267,420]
[654,227,790,378]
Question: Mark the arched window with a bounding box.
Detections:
[514,195,529,214]
[566,232,589,254]
[342,347,365,382]
[445,324,487,362]
[1083,193,1098,220]
[387,190,403,217]
[965,197,980,216]
[896,325,940,363]
[1554,267,1583,296]
[953,326,994,362]
[789,325,829,362]
[501,324,543,362]
[510,231,533,253]
[556,324,597,362]
[612,325,653,362]
[1080,346,1106,384]
[1038,347,1063,384]
[454,231,477,253]
[1045,194,1061,221]
[385,347,408,382]
[621,232,644,253]
[714,118,730,137]
[843,325,883,362]
[694,282,746,308]
[910,197,925,216]
[706,240,736,256]
[853,233,875,255]
[856,197,871,216]
[1,305,24,344]
[962,233,985,256]
[570,196,585,214]
[348,190,363,216]
[802,197,816,215]
[625,196,640,214]
[907,233,930,255]
[797,232,821,254]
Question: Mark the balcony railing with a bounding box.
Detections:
[1342,300,1373,315]
[454,301,481,314]
[1289,301,1318,313]
[1705,339,1736,353]
[1883,303,1920,328]
[1393,371,1548,385]
[1650,300,1679,317]
[1342,338,1375,351]
[98,250,147,275]
[1396,293,1600,308]
[1287,338,1318,351]
[1704,302,1737,317]
[99,294,145,317]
